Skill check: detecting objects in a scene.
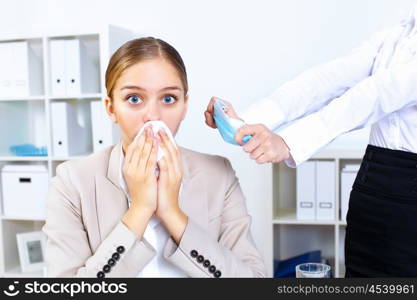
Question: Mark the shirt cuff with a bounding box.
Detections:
[240,96,286,130]
[277,113,330,167]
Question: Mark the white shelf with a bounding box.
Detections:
[273,208,336,225]
[2,215,45,222]
[0,156,48,161]
[51,155,88,161]
[4,265,44,278]
[0,95,45,102]
[49,93,102,100]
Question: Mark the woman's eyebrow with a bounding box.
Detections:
[120,85,182,92]
[159,86,182,92]
[120,85,146,91]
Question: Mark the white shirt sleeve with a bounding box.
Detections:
[279,58,417,167]
[240,28,391,131]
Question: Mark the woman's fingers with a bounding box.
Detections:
[157,156,169,181]
[235,124,264,145]
[158,130,178,179]
[204,97,217,128]
[137,127,154,170]
[125,130,144,165]
[255,153,269,164]
[249,144,265,161]
[128,128,146,168]
[242,132,265,153]
[146,136,158,175]
[204,111,216,128]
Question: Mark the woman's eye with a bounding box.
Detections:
[127,95,142,104]
[162,95,177,104]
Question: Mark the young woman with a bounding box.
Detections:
[42,37,266,278]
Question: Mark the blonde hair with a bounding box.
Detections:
[105,37,188,99]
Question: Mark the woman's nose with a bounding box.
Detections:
[143,101,161,122]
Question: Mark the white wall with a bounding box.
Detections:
[1,0,416,276]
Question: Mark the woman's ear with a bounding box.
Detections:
[181,94,189,121]
[104,97,118,123]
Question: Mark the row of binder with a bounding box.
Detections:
[296,161,336,220]
[296,161,360,221]
[51,100,119,156]
[49,39,99,96]
[0,41,43,97]
[0,39,100,98]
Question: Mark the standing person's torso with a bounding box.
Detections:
[369,10,417,153]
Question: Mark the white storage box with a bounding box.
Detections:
[51,101,89,156]
[1,164,48,219]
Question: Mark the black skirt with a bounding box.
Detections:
[345,144,417,277]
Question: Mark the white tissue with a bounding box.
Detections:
[133,120,177,162]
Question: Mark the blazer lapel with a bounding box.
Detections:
[178,147,209,230]
[95,143,129,241]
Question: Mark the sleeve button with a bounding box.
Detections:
[112,252,120,261]
[190,250,198,258]
[108,258,116,267]
[214,270,222,278]
[208,265,216,273]
[103,264,111,273]
[117,246,125,254]
[203,260,210,268]
[97,271,105,278]
[197,255,204,263]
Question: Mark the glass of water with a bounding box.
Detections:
[296,263,331,278]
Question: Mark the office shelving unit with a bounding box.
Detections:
[272,144,367,278]
[0,25,136,277]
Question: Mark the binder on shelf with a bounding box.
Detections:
[50,39,66,96]
[67,39,99,95]
[296,161,316,220]
[341,164,360,222]
[13,41,30,96]
[316,161,336,220]
[91,100,119,152]
[64,39,81,95]
[50,39,99,96]
[51,101,89,157]
[0,41,42,97]
[0,42,13,96]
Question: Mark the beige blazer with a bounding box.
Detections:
[42,143,266,278]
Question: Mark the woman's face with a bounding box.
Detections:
[105,57,188,151]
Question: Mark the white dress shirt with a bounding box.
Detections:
[119,149,187,277]
[241,6,417,167]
